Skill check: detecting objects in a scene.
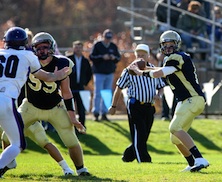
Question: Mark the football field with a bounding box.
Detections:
[1,116,222,181]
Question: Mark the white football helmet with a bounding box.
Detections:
[159,30,181,55]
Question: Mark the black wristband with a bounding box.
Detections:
[64,98,75,111]
[142,71,151,77]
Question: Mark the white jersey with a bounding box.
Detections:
[0,48,41,99]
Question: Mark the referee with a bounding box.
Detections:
[109,44,165,163]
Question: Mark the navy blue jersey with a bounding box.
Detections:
[26,55,73,109]
[163,52,205,101]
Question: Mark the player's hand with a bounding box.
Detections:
[128,64,143,76]
[54,66,69,80]
[72,119,86,134]
[108,107,116,115]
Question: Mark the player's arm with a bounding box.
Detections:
[60,76,86,133]
[33,66,69,82]
[129,64,176,78]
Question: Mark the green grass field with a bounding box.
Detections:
[1,117,222,181]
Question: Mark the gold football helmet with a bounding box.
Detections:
[159,30,181,55]
[32,32,56,55]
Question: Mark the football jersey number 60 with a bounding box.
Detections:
[0,55,18,78]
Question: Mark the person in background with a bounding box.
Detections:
[176,1,207,60]
[177,0,190,12]
[154,0,180,32]
[89,29,121,122]
[25,28,34,51]
[129,30,209,172]
[109,44,165,163]
[207,6,222,42]
[68,40,92,128]
[0,27,69,177]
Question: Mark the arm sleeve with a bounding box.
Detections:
[162,66,177,76]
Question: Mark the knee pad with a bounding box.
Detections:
[170,133,182,145]
[25,122,49,148]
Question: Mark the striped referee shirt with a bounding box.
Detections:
[117,65,165,103]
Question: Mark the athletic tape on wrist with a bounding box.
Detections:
[64,98,75,111]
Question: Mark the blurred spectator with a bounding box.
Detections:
[89,29,121,122]
[207,6,222,42]
[177,0,190,11]
[25,28,33,51]
[154,0,180,32]
[148,50,159,66]
[176,1,207,60]
[68,41,92,128]
[196,0,211,19]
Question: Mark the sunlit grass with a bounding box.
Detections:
[1,118,222,181]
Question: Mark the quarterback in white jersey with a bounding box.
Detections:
[0,27,69,177]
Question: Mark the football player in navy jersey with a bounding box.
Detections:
[22,32,89,176]
[0,27,69,177]
[129,30,209,172]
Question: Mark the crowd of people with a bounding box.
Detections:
[155,0,221,61]
[0,1,214,177]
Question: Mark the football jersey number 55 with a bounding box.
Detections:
[28,74,57,93]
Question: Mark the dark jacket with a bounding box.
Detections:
[89,41,121,74]
[68,54,92,90]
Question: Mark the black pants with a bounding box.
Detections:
[72,91,86,127]
[123,98,155,163]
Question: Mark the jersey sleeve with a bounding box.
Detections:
[164,53,184,71]
[67,57,74,75]
[54,55,74,76]
[25,51,41,73]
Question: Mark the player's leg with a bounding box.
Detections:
[50,104,90,176]
[0,97,26,177]
[25,122,74,176]
[19,100,74,175]
[169,97,209,172]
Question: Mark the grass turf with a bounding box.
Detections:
[1,117,222,181]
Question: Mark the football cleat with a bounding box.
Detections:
[190,158,209,172]
[0,159,17,177]
[77,167,90,176]
[181,165,192,172]
[63,168,74,176]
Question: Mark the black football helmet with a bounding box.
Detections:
[3,27,28,50]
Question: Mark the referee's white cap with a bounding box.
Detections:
[135,44,150,55]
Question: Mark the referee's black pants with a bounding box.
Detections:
[123,98,155,163]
